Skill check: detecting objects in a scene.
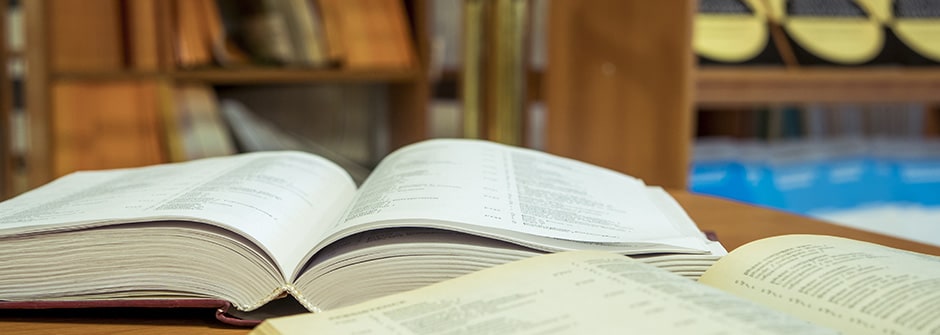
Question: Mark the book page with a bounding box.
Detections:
[253,251,833,335]
[334,139,691,244]
[0,151,357,279]
[699,234,940,335]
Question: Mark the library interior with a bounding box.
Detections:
[1,0,940,334]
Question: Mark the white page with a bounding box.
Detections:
[0,151,357,279]
[336,139,686,243]
[255,251,833,335]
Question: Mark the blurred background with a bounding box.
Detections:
[0,0,937,244]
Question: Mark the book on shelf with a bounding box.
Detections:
[214,0,296,66]
[212,0,410,68]
[459,0,528,144]
[317,0,415,69]
[252,234,940,335]
[882,0,940,65]
[51,81,166,178]
[175,0,220,68]
[770,0,889,65]
[48,0,125,72]
[164,84,238,161]
[167,0,417,69]
[0,139,724,326]
[460,0,485,138]
[124,0,164,71]
[485,0,528,145]
[694,0,784,65]
[279,0,331,67]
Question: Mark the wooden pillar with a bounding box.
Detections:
[544,0,695,189]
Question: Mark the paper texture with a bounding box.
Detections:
[700,234,940,335]
[338,139,683,243]
[254,251,831,335]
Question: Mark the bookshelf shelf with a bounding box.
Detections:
[697,67,940,106]
[52,71,164,81]
[173,67,420,84]
[51,68,421,84]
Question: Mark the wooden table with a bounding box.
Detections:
[671,192,940,255]
[3,191,939,335]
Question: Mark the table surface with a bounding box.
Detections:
[3,191,939,335]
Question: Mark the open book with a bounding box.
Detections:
[252,234,940,335]
[0,139,723,325]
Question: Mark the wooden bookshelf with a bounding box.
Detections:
[18,0,940,195]
[697,67,940,107]
[21,0,431,190]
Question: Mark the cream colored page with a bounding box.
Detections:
[0,152,357,279]
[699,234,940,335]
[256,251,833,335]
[336,139,685,243]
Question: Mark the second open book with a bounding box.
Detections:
[0,139,724,323]
[254,234,940,335]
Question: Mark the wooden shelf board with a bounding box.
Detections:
[52,71,164,81]
[173,67,419,84]
[697,67,940,106]
[51,67,420,84]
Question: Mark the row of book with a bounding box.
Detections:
[690,137,940,215]
[429,0,940,70]
[49,0,415,72]
[696,0,940,66]
[181,0,414,69]
[697,103,929,140]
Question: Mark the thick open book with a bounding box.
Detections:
[252,234,940,335]
[0,139,723,325]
